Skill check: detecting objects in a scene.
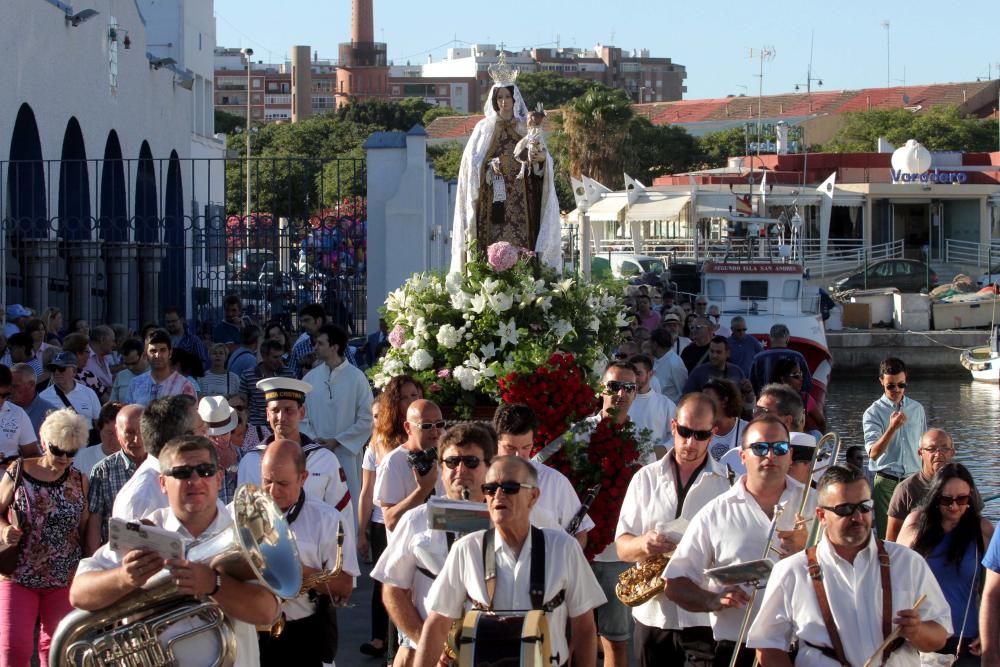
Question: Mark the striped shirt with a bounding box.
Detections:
[88,450,142,543]
[239,364,295,427]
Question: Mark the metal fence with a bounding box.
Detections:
[1,155,367,336]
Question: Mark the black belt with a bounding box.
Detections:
[875,471,903,482]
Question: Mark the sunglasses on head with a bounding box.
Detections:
[48,444,77,458]
[939,494,971,508]
[605,381,637,394]
[884,382,907,390]
[744,440,791,457]
[481,481,536,496]
[412,420,446,431]
[675,423,713,441]
[443,455,481,470]
[163,463,218,480]
[820,499,875,517]
[752,405,771,417]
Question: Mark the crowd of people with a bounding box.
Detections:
[0,289,997,667]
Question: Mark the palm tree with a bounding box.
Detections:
[557,88,634,189]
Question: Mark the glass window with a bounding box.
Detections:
[781,280,800,299]
[706,279,725,301]
[739,280,768,300]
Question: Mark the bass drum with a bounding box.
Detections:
[457,610,552,667]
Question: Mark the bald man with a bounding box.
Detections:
[885,428,956,542]
[374,399,446,535]
[258,439,360,666]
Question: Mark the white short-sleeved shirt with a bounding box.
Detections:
[77,500,269,667]
[112,455,168,520]
[40,382,102,425]
[747,536,952,666]
[362,447,385,525]
[237,440,356,537]
[0,401,36,458]
[708,420,749,462]
[284,497,361,621]
[427,527,607,665]
[628,390,677,464]
[663,476,816,642]
[373,445,444,538]
[615,451,732,630]
[533,461,595,535]
[73,444,112,478]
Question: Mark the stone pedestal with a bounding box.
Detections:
[138,244,168,326]
[67,240,102,323]
[22,239,60,314]
[104,242,138,327]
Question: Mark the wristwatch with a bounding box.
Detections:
[209,573,222,597]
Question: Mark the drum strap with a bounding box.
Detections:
[481,527,564,612]
[806,538,897,666]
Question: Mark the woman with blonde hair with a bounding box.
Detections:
[358,375,423,658]
[41,308,64,346]
[0,408,90,667]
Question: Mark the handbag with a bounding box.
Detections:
[0,459,26,575]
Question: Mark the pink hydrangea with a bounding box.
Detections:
[437,368,451,378]
[388,324,407,348]
[486,242,520,272]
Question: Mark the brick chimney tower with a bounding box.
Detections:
[352,0,373,44]
[336,0,387,108]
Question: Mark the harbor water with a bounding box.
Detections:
[825,375,1000,520]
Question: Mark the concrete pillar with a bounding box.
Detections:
[21,239,59,315]
[138,244,168,326]
[291,46,313,122]
[67,240,103,323]
[104,242,137,326]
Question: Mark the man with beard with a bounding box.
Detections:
[616,393,730,666]
[885,429,955,542]
[747,465,950,666]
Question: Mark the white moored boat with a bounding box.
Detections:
[960,326,1000,383]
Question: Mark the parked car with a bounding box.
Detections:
[229,249,276,280]
[830,259,938,293]
[591,253,667,280]
[976,264,1000,288]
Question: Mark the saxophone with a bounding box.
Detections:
[49,484,302,667]
[615,554,671,607]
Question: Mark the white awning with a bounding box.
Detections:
[626,195,690,222]
[568,195,627,222]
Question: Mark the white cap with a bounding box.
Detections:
[256,377,312,404]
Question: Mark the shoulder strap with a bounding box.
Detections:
[529,526,545,610]
[483,529,497,610]
[876,538,903,661]
[806,546,850,666]
[52,385,73,409]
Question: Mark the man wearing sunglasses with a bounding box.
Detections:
[415,455,606,667]
[238,377,354,534]
[863,357,927,539]
[885,429,955,542]
[719,384,803,477]
[747,465,951,666]
[616,393,730,667]
[680,317,715,373]
[258,439,360,666]
[375,399,446,536]
[493,404,595,547]
[747,324,812,397]
[666,416,812,667]
[74,435,282,667]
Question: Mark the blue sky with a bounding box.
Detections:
[214,0,1000,100]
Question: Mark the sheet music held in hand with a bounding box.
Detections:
[427,497,490,534]
[108,518,184,561]
[705,559,774,586]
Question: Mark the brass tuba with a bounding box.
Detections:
[49,484,302,667]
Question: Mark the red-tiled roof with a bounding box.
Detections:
[425,80,999,140]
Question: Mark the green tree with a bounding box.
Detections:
[422,106,459,127]
[214,109,244,135]
[516,71,612,110]
[623,118,697,183]
[554,88,634,189]
[823,105,997,152]
[333,98,432,131]
[693,127,748,168]
[427,142,464,181]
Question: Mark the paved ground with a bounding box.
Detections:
[336,559,389,667]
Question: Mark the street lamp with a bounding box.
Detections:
[241,47,254,242]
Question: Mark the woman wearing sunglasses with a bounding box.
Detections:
[769,358,826,437]
[0,407,91,667]
[897,464,994,665]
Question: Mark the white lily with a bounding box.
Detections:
[479,342,497,360]
[487,291,514,314]
[496,318,518,349]
[470,293,488,314]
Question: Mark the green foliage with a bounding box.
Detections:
[427,142,464,182]
[214,109,244,135]
[823,106,997,153]
[624,118,698,183]
[556,88,635,188]
[516,71,613,110]
[333,97,433,132]
[693,127,748,168]
[422,106,459,127]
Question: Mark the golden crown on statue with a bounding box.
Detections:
[488,50,519,87]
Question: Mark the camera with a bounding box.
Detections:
[407,447,438,477]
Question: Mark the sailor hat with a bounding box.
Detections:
[256,377,312,404]
[198,395,238,437]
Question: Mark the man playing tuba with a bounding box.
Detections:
[71,435,281,667]
[258,438,360,666]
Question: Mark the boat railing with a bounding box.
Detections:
[676,292,822,317]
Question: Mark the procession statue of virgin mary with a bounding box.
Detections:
[448,52,562,274]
